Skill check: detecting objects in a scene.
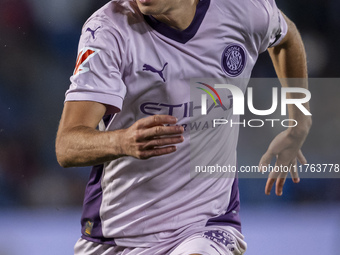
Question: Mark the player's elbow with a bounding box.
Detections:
[56,154,71,168]
[56,148,71,168]
[55,136,74,168]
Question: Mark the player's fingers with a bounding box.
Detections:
[291,169,300,183]
[273,155,291,196]
[265,159,290,195]
[290,158,300,183]
[265,177,276,195]
[265,168,281,195]
[137,115,178,129]
[259,151,275,173]
[142,136,184,149]
[140,125,184,140]
[138,146,178,159]
[275,177,286,196]
[297,150,307,165]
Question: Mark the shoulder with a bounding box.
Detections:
[210,0,271,31]
[209,0,283,52]
[79,1,146,47]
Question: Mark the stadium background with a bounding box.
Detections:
[0,0,339,254]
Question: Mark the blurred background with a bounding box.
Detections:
[0,0,339,254]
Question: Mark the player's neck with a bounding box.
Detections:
[152,0,199,31]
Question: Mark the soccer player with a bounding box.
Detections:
[55,0,311,254]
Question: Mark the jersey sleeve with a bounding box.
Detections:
[65,18,126,114]
[260,0,288,51]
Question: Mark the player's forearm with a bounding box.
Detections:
[56,126,124,168]
[56,114,184,168]
[268,16,312,136]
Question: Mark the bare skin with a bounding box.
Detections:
[262,13,312,196]
[136,0,199,30]
[56,101,184,167]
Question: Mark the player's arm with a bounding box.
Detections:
[55,101,184,168]
[260,13,312,195]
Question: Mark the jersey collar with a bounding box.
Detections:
[144,0,211,44]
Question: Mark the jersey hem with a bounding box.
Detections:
[81,235,117,246]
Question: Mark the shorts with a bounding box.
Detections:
[74,226,247,255]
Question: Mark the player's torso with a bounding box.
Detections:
[83,0,268,245]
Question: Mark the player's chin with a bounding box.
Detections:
[136,0,159,15]
[136,0,152,8]
[137,0,153,5]
[138,7,157,16]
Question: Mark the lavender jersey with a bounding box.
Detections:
[65,0,287,248]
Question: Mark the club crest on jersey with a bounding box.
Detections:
[221,44,247,77]
[73,47,100,76]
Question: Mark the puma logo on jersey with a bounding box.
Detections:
[86,26,101,39]
[143,62,168,82]
[73,47,100,76]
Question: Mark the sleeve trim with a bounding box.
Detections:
[268,11,288,48]
[65,91,123,114]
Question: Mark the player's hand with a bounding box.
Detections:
[119,115,184,159]
[259,129,308,196]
